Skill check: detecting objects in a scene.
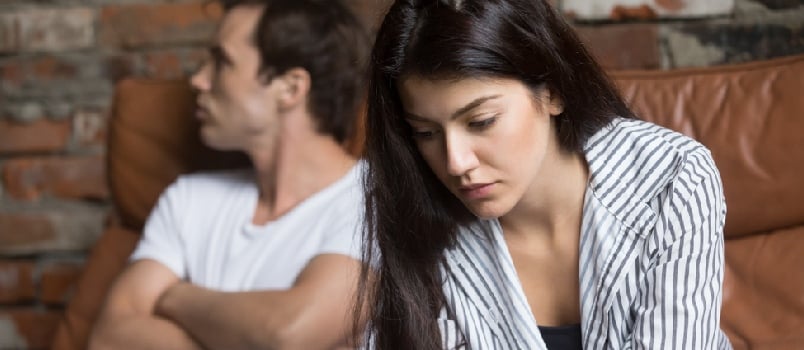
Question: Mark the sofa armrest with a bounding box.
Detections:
[51,224,140,350]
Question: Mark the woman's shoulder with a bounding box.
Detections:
[583,118,722,233]
[446,219,505,261]
[585,117,716,184]
[585,118,709,158]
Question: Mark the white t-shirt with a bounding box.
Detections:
[130,162,365,291]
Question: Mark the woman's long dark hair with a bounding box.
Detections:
[355,0,634,348]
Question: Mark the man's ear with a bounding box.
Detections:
[275,68,311,111]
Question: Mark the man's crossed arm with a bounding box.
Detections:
[89,254,362,350]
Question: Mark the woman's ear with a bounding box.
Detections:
[547,88,564,116]
[275,67,311,111]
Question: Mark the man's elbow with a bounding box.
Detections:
[87,336,109,350]
[87,312,135,350]
[250,321,304,350]
[256,317,342,350]
[87,324,116,350]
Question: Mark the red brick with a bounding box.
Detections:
[2,54,103,90]
[39,261,83,305]
[0,261,35,303]
[105,54,141,82]
[0,60,24,87]
[145,51,184,79]
[1,156,108,201]
[72,110,107,149]
[575,23,660,70]
[0,207,107,255]
[0,13,20,52]
[100,2,222,49]
[0,119,71,154]
[3,102,46,124]
[9,8,95,52]
[0,309,61,349]
[108,49,206,80]
[30,56,79,81]
[655,0,684,11]
[610,5,658,21]
[0,213,56,249]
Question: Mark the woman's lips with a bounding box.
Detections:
[459,183,495,199]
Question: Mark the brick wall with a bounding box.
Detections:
[567,0,804,70]
[0,0,801,348]
[0,0,222,347]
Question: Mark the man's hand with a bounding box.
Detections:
[88,259,204,350]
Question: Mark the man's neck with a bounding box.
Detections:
[248,132,356,225]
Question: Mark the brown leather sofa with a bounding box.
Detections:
[52,54,803,349]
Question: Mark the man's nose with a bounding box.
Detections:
[190,62,211,92]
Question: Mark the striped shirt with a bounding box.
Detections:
[439,118,732,349]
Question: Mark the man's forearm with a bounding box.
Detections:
[155,282,306,350]
[90,314,204,350]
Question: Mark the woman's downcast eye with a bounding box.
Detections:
[411,115,498,140]
[412,129,438,140]
[468,116,498,129]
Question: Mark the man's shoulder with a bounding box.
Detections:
[151,169,256,213]
[308,161,365,210]
[177,168,253,184]
[171,168,254,193]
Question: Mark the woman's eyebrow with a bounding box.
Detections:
[450,94,502,120]
[404,94,502,122]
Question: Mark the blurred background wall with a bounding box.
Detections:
[0,0,801,347]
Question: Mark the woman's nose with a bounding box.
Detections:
[445,132,480,177]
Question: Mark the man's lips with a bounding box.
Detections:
[195,106,209,121]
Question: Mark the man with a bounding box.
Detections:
[89,0,369,348]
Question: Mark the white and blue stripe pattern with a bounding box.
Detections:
[440,118,732,349]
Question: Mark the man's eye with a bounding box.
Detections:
[212,56,226,70]
[468,116,497,129]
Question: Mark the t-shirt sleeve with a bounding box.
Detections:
[129,179,188,278]
[317,187,365,261]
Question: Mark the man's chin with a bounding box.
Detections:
[199,132,238,151]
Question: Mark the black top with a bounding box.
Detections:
[538,323,583,350]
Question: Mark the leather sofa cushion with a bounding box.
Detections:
[721,225,804,349]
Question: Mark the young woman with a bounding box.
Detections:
[356,0,732,349]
